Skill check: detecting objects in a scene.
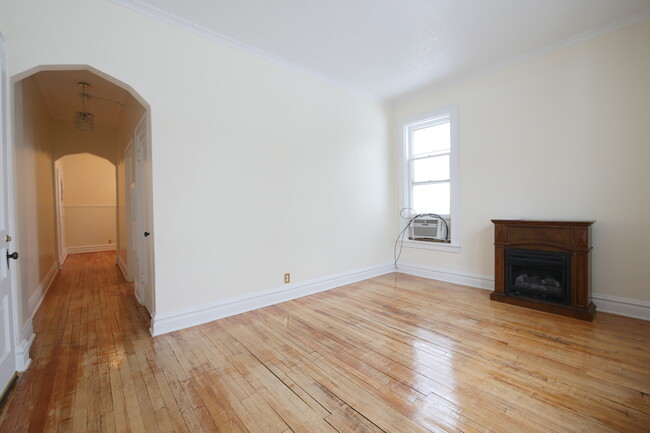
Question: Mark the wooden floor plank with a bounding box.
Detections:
[0,252,648,432]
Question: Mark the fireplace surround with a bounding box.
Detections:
[491,219,596,320]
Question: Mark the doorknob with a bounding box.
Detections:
[144,232,150,237]
[6,251,18,260]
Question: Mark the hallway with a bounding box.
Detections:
[1,253,649,432]
[0,252,151,432]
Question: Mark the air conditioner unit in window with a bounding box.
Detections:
[410,217,446,240]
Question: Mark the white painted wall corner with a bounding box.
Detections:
[151,263,394,336]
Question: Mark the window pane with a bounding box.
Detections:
[413,155,450,182]
[412,122,450,156]
[413,182,450,215]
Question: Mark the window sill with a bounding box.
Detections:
[403,239,460,253]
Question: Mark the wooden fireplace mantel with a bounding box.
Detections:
[491,219,596,320]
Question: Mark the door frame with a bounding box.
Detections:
[7,64,155,342]
[133,115,155,319]
[0,33,29,373]
[53,160,66,267]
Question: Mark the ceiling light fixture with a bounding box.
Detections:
[74,81,125,131]
[75,82,94,131]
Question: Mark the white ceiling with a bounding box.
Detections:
[121,0,650,102]
[33,70,128,128]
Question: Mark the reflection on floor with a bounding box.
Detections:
[1,251,649,432]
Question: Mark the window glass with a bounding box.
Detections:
[412,183,450,215]
[412,123,450,156]
[413,155,450,183]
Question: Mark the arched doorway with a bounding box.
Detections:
[9,66,155,365]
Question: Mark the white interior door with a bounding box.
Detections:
[134,116,154,316]
[0,34,17,397]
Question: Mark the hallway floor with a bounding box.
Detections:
[0,251,648,432]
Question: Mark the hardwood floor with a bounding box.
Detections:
[0,252,648,432]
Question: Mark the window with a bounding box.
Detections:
[400,107,459,250]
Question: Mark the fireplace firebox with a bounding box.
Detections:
[491,220,596,320]
[506,249,571,305]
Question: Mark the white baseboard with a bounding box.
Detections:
[133,281,141,305]
[66,244,117,254]
[15,319,34,372]
[116,254,130,281]
[27,262,58,323]
[397,262,494,291]
[398,262,649,322]
[18,261,59,371]
[149,258,650,335]
[591,294,650,321]
[151,263,394,336]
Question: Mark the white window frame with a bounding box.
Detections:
[398,106,460,252]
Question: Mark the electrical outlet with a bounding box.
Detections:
[108,239,112,244]
[284,273,290,284]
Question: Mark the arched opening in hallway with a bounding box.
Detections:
[54,153,117,260]
[10,66,155,357]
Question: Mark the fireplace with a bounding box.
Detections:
[506,249,571,305]
[491,220,596,320]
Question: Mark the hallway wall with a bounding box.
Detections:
[12,75,57,328]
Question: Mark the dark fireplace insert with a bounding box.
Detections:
[505,248,571,306]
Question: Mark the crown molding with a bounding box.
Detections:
[110,0,379,102]
[392,9,650,105]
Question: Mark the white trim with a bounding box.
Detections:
[66,244,117,254]
[61,204,116,208]
[117,254,130,281]
[151,263,394,336]
[394,9,650,104]
[397,263,494,291]
[27,262,58,322]
[112,2,650,105]
[591,294,650,321]
[17,262,59,372]
[110,0,376,102]
[1,31,23,381]
[398,262,650,322]
[401,240,460,253]
[15,321,34,372]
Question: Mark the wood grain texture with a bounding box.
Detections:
[491,219,595,320]
[0,252,648,432]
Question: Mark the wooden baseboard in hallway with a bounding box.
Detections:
[0,251,648,432]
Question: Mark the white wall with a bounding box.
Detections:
[58,153,117,250]
[12,75,57,325]
[0,0,394,317]
[392,18,650,303]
